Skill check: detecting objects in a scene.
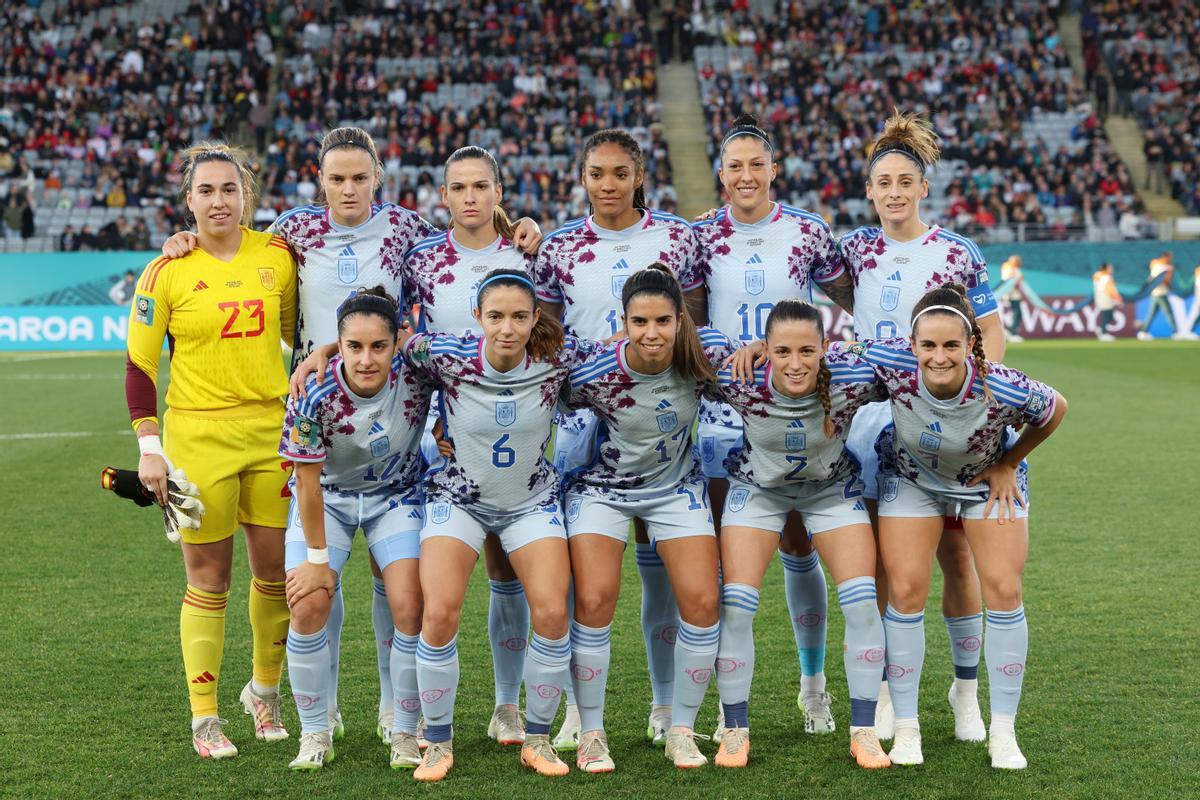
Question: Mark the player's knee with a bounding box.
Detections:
[388,591,423,633]
[572,584,616,626]
[530,599,569,640]
[677,587,719,627]
[886,574,929,614]
[421,600,461,644]
[290,591,331,631]
[981,577,1023,612]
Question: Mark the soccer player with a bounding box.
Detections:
[533,129,705,749]
[1093,262,1121,341]
[1137,250,1178,340]
[126,142,297,759]
[840,111,1005,740]
[168,128,542,740]
[855,284,1068,768]
[402,270,591,781]
[712,300,889,770]
[1000,256,1025,342]
[563,265,732,772]
[693,114,857,735]
[402,146,541,746]
[279,287,432,771]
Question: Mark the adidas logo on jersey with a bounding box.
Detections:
[746,253,764,265]
[787,419,805,428]
[192,280,209,292]
[657,399,672,410]
[369,421,384,435]
[408,510,422,520]
[612,258,631,271]
[498,389,515,396]
[339,246,356,257]
[926,421,942,432]
[887,271,902,282]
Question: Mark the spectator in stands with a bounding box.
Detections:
[1093,262,1120,342]
[109,270,138,306]
[1138,250,1178,340]
[3,190,33,240]
[58,225,80,252]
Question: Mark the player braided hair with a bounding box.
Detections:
[475,268,564,362]
[317,126,383,202]
[581,128,647,212]
[911,283,993,403]
[867,110,941,177]
[764,300,834,437]
[621,263,714,383]
[444,146,515,240]
[337,285,400,337]
[179,141,258,227]
[721,113,773,158]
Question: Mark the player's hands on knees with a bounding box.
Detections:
[161,231,198,259]
[723,341,767,383]
[432,418,454,459]
[969,463,1025,524]
[512,217,543,254]
[287,561,337,606]
[289,343,337,400]
[138,453,171,507]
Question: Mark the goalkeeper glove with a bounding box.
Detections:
[101,466,206,543]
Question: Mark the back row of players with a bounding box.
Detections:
[143,113,1067,779]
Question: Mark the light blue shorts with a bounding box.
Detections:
[421,487,565,555]
[877,470,1030,521]
[284,484,423,572]
[565,475,715,544]
[721,472,870,536]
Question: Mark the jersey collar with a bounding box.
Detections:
[586,210,650,239]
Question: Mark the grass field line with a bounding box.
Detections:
[0,351,119,362]
[2,373,122,380]
[0,430,131,440]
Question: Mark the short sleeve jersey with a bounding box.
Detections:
[839,225,998,341]
[404,332,594,512]
[694,203,845,344]
[712,349,885,488]
[404,231,532,336]
[533,210,702,339]
[854,338,1057,498]
[279,353,432,494]
[565,327,733,498]
[270,203,435,360]
[126,227,297,413]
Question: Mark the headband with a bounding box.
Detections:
[868,144,926,175]
[337,293,400,327]
[721,127,773,153]
[476,272,535,301]
[912,304,972,332]
[324,140,378,165]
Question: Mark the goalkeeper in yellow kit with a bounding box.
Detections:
[125,142,298,759]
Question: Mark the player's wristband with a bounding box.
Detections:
[138,434,165,458]
[306,547,330,565]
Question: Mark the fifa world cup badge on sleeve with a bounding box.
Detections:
[258,268,276,291]
[135,295,155,326]
[411,338,431,363]
[293,416,319,447]
[1024,389,1051,420]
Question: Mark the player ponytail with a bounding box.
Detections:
[337,285,401,338]
[912,283,992,403]
[720,113,773,158]
[318,126,383,202]
[581,129,647,211]
[476,269,564,362]
[765,300,834,437]
[622,264,714,383]
[444,146,515,239]
[179,141,258,227]
[866,110,941,177]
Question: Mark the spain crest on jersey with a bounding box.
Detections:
[495,400,516,427]
[701,435,716,464]
[745,269,765,296]
[258,268,276,291]
[612,275,629,298]
[656,411,678,433]
[338,250,358,284]
[785,432,806,452]
[370,436,390,458]
[727,487,750,512]
[880,284,900,311]
[918,431,941,452]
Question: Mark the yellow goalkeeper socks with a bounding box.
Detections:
[181,585,228,719]
[248,577,289,689]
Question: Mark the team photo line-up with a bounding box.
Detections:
[118,111,1067,781]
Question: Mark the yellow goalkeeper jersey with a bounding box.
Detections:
[127,227,297,420]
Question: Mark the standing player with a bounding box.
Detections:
[401,270,591,781]
[564,265,732,772]
[857,284,1068,768]
[693,114,858,734]
[1137,250,1177,340]
[839,112,1006,740]
[279,287,431,771]
[712,300,890,770]
[167,128,542,740]
[403,145,541,746]
[534,129,706,749]
[127,142,296,758]
[999,256,1025,343]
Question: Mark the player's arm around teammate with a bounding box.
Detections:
[563,265,731,772]
[278,288,432,771]
[859,284,1067,770]
[710,300,892,770]
[126,143,298,759]
[401,270,590,782]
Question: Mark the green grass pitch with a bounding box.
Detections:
[1,341,1197,799]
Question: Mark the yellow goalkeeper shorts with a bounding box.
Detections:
[163,400,293,544]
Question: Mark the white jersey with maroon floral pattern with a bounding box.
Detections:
[279,352,432,494]
[270,202,435,360]
[565,327,733,499]
[403,332,595,513]
[711,349,885,489]
[839,225,998,341]
[851,338,1056,499]
[533,210,702,340]
[404,230,532,337]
